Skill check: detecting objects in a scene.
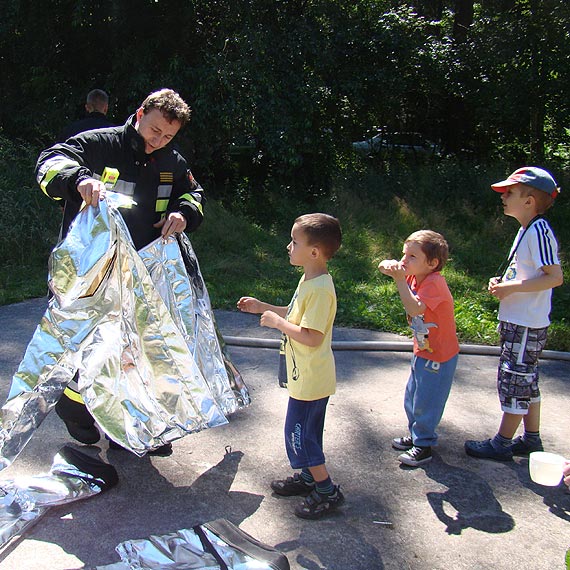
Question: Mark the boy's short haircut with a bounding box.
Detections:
[86,89,109,108]
[518,185,556,214]
[295,213,342,260]
[405,230,449,272]
[140,88,191,127]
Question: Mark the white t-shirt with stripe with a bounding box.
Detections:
[498,218,559,328]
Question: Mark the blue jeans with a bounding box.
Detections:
[404,354,458,447]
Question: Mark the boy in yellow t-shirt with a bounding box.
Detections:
[237,213,342,520]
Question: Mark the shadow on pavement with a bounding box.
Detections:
[2,301,570,569]
[424,454,515,535]
[507,458,570,523]
[13,445,263,568]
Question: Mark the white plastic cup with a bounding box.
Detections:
[529,451,566,486]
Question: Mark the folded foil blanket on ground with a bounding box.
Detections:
[0,193,250,469]
[96,518,290,570]
[0,445,118,552]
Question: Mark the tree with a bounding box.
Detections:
[0,0,568,193]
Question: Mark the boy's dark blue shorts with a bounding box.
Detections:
[284,396,329,469]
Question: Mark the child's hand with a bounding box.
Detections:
[378,259,404,278]
[237,296,261,313]
[488,278,514,300]
[488,277,500,297]
[260,310,282,330]
[488,277,501,292]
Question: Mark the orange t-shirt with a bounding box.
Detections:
[406,272,459,363]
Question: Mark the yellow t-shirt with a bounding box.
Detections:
[284,273,337,400]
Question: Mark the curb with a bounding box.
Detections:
[223,336,570,361]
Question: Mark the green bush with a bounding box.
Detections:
[0,134,60,303]
[0,135,60,261]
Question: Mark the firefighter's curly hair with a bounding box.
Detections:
[141,89,191,127]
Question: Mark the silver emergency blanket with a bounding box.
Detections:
[0,446,118,552]
[97,523,283,570]
[0,193,249,469]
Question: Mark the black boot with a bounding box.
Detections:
[55,393,100,445]
[106,435,173,457]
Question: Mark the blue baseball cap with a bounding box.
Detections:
[491,167,560,198]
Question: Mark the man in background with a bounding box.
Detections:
[58,88,115,141]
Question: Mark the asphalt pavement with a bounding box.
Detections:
[0,298,569,570]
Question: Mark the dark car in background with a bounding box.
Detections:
[352,131,439,157]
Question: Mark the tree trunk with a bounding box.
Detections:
[528,0,545,162]
[529,106,545,162]
[453,0,474,44]
[444,1,474,154]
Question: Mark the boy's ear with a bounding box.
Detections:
[428,257,439,270]
[311,246,319,258]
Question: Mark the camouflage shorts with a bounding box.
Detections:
[497,322,548,414]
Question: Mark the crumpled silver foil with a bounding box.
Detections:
[139,232,249,417]
[97,526,277,570]
[0,193,249,469]
[0,446,118,552]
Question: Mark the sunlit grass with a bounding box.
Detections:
[3,159,569,351]
[191,162,570,351]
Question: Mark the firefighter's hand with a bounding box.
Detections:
[77,178,106,206]
[154,212,187,239]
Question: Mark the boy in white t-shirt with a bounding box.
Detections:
[465,167,563,461]
[237,213,343,519]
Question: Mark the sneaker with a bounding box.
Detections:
[271,473,315,496]
[392,436,414,451]
[509,435,543,456]
[294,486,345,520]
[398,446,432,467]
[464,439,513,461]
[62,419,100,445]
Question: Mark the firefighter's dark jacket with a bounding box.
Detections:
[36,115,204,250]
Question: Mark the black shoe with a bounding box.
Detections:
[106,436,124,450]
[147,443,173,457]
[62,419,100,445]
[392,436,414,450]
[294,485,345,520]
[464,439,513,461]
[510,435,544,456]
[106,436,173,457]
[271,473,315,496]
[398,446,432,467]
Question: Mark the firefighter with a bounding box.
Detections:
[36,88,205,456]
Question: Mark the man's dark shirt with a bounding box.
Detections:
[58,112,115,142]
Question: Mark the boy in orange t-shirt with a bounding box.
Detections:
[379,230,459,467]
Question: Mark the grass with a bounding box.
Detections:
[1,148,569,351]
[189,160,570,351]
